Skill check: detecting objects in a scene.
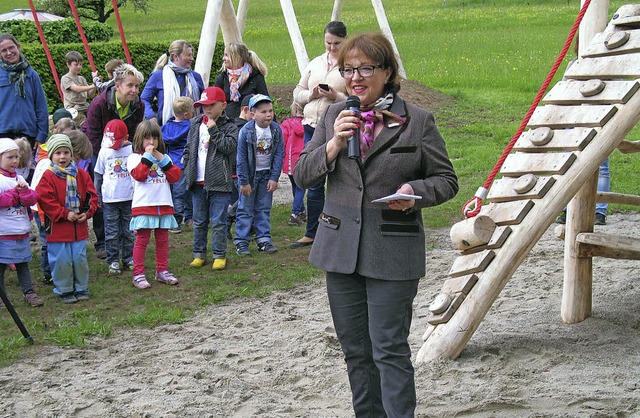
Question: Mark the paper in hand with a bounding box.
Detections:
[371,193,422,203]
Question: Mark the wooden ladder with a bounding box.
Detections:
[417,4,640,363]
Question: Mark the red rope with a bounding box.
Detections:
[27,0,63,101]
[462,0,592,218]
[111,0,132,64]
[67,0,97,72]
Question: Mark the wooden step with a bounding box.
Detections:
[487,176,556,202]
[448,250,495,278]
[513,127,597,152]
[461,226,512,255]
[563,55,640,80]
[582,30,640,57]
[479,200,535,225]
[528,104,618,128]
[543,80,639,105]
[500,152,577,176]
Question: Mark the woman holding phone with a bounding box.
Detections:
[290,21,348,248]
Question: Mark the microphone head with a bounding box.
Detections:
[345,95,360,109]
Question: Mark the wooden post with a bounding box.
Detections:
[220,0,242,44]
[371,0,407,79]
[195,0,223,86]
[280,0,309,74]
[332,0,344,21]
[579,0,609,58]
[562,171,598,323]
[236,0,250,35]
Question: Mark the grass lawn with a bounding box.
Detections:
[1,0,639,362]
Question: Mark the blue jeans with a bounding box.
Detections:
[596,157,610,215]
[288,175,306,215]
[103,200,134,264]
[304,124,325,239]
[326,272,419,418]
[234,170,273,245]
[192,185,230,259]
[48,241,89,296]
[171,171,193,222]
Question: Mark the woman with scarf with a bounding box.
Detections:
[0,33,48,150]
[141,40,204,126]
[214,41,269,119]
[290,21,348,249]
[294,33,458,417]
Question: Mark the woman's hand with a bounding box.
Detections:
[317,85,339,101]
[388,183,417,212]
[325,109,360,163]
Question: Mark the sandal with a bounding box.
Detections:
[132,274,151,289]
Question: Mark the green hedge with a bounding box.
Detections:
[0,18,112,44]
[21,41,224,111]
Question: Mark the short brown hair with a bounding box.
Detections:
[65,50,84,64]
[132,120,166,154]
[338,32,401,94]
[67,130,93,160]
[105,59,125,78]
[172,96,194,116]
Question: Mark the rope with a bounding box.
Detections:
[67,0,97,72]
[27,0,63,102]
[462,0,593,218]
[111,0,132,64]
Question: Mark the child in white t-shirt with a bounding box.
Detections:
[94,119,135,274]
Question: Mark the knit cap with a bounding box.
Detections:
[0,138,18,155]
[47,134,73,158]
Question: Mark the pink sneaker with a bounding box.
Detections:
[132,274,151,289]
[155,270,178,285]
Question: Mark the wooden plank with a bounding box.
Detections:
[582,30,640,57]
[576,232,640,260]
[448,250,495,278]
[500,153,577,176]
[427,293,465,325]
[487,176,556,203]
[513,127,597,152]
[563,55,640,80]
[596,191,640,206]
[528,104,618,128]
[543,80,639,105]
[461,226,512,255]
[441,274,479,296]
[479,200,534,225]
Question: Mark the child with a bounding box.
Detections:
[35,134,98,303]
[234,94,284,256]
[94,119,134,274]
[0,138,43,307]
[61,51,95,115]
[183,86,238,270]
[92,59,124,93]
[281,102,306,226]
[127,120,182,289]
[161,96,195,233]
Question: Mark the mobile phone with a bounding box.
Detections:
[318,83,329,91]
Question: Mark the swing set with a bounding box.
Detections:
[24,0,132,102]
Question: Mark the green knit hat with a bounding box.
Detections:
[47,134,73,158]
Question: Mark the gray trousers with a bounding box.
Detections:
[326,271,419,418]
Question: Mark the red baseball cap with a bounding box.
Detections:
[194,86,227,108]
[102,119,128,149]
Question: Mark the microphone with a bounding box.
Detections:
[345,95,361,160]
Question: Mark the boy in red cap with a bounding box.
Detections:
[94,119,135,274]
[182,86,238,270]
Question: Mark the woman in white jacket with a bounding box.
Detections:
[290,21,348,248]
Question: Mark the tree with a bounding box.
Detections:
[35,0,149,23]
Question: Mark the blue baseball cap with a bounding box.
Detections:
[248,94,272,110]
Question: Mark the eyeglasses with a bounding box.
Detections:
[339,65,382,79]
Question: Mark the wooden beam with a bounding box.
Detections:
[332,0,343,21]
[195,0,224,86]
[562,171,597,324]
[528,104,618,128]
[513,127,597,152]
[280,0,309,74]
[596,191,640,206]
[578,0,609,58]
[543,80,639,105]
[372,0,407,78]
[577,232,640,259]
[236,0,250,35]
[220,0,242,44]
[564,55,640,80]
[500,152,577,176]
[487,176,555,203]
